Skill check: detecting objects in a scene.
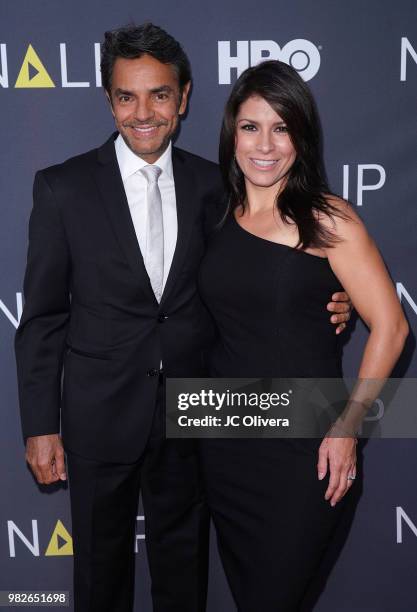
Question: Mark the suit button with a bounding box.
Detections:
[158,314,168,323]
[147,368,159,377]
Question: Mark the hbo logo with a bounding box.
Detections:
[218,39,321,84]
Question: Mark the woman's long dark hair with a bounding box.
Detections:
[219,60,347,248]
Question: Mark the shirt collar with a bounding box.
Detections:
[115,134,173,182]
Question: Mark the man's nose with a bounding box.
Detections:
[133,98,155,122]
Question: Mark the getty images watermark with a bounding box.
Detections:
[166,378,417,439]
[177,387,292,429]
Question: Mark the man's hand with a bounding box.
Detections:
[327,291,352,334]
[25,434,67,485]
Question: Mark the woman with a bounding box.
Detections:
[197,61,408,611]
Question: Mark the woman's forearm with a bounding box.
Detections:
[331,319,409,436]
[357,318,409,379]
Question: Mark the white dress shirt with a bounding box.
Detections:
[115,134,177,290]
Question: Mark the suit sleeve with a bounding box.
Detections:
[15,170,71,440]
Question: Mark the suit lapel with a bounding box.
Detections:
[160,148,197,307]
[93,134,157,303]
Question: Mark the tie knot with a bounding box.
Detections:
[140,164,162,184]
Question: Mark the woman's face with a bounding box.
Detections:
[234,95,296,194]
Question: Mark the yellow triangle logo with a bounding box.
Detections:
[15,44,55,88]
[45,520,73,556]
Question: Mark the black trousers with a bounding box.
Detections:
[198,438,359,612]
[66,382,209,612]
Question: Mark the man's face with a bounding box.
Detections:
[107,54,190,163]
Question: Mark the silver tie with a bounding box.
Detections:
[140,165,164,302]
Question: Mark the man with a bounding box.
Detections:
[15,23,350,612]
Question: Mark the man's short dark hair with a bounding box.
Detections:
[101,23,192,93]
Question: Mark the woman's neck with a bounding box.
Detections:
[243,179,286,216]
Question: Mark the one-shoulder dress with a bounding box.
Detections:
[197,213,357,612]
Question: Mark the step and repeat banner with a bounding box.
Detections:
[1,1,416,610]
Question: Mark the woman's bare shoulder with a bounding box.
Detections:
[318,194,368,242]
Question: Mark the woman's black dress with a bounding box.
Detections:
[197,214,355,612]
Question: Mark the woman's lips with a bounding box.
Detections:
[249,158,279,170]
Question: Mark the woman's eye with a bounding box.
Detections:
[240,124,288,133]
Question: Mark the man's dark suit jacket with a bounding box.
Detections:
[15,133,223,463]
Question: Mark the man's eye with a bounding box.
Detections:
[119,96,131,103]
[155,93,169,101]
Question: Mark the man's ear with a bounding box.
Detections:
[179,81,191,116]
[105,90,115,118]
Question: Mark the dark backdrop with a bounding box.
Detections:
[1,2,416,610]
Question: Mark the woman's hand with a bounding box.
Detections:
[317,435,357,506]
